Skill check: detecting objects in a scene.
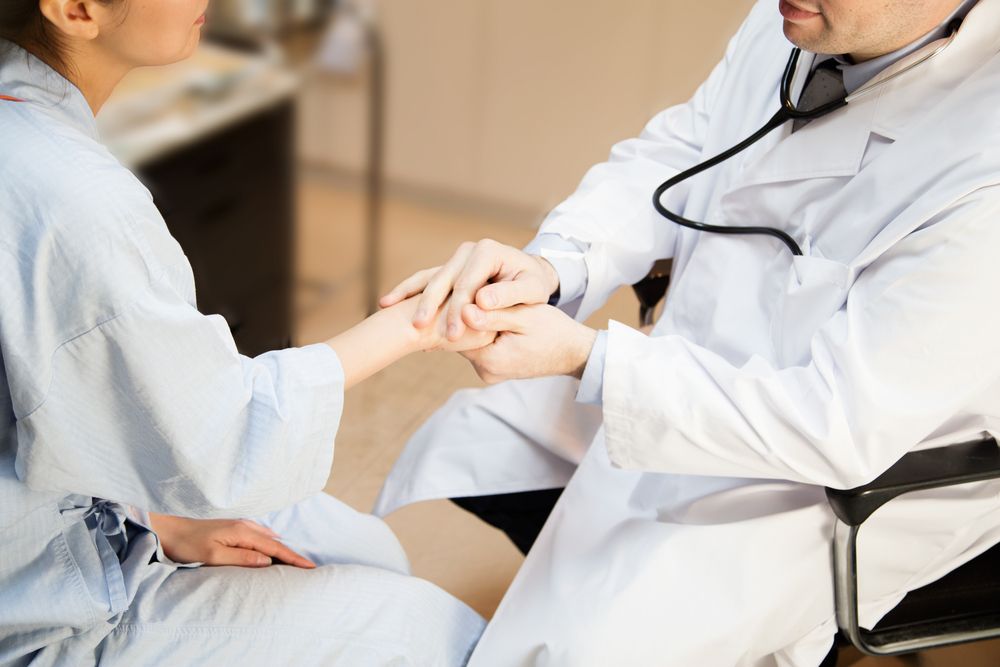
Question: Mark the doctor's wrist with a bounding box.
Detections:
[534,255,562,302]
[567,323,599,380]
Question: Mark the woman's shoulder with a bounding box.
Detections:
[1,103,180,260]
[1,102,151,208]
[0,105,191,325]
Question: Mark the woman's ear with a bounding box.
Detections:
[37,0,106,42]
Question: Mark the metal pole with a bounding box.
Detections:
[365,21,385,316]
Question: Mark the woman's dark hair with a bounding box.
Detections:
[0,2,68,69]
[1,1,119,72]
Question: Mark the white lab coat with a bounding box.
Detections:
[376,1,1000,664]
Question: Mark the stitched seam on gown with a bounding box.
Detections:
[109,622,433,655]
[17,256,195,421]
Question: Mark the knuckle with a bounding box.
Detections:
[424,276,448,295]
[453,279,479,294]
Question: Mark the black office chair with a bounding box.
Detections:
[631,267,1000,665]
[826,439,1000,661]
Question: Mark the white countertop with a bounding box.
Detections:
[98,43,300,168]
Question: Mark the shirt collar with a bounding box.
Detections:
[0,39,99,141]
[816,0,980,93]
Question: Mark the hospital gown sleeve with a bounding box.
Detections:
[600,187,1000,490]
[529,8,755,322]
[11,200,345,518]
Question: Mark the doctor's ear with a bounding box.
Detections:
[38,0,115,41]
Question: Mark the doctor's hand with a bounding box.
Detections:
[459,303,597,384]
[147,513,316,569]
[379,240,560,343]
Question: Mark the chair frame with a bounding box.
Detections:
[827,438,1000,656]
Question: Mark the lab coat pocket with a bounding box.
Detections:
[775,255,852,366]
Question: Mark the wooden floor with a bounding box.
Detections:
[293,175,1000,665]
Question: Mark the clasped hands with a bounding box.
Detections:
[148,241,596,570]
[382,239,598,384]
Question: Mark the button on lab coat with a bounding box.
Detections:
[376,1,1000,664]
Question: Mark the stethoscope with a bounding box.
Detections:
[652,26,960,257]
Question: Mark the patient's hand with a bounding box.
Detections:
[148,513,316,569]
[404,296,497,353]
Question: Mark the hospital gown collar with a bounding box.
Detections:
[0,39,99,141]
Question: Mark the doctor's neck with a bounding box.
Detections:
[2,0,206,115]
[780,0,971,62]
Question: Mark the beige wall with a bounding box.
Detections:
[299,0,756,216]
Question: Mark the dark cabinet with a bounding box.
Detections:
[138,101,296,358]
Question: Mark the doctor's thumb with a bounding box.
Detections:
[462,304,521,333]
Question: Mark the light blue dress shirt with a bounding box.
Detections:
[528,0,980,407]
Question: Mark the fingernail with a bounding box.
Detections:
[484,292,498,308]
[447,323,459,338]
[415,309,428,322]
[256,555,272,566]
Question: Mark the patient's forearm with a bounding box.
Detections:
[324,298,430,389]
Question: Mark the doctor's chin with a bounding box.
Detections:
[2,0,1000,665]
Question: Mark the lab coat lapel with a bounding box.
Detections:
[870,0,1000,141]
[724,0,1000,192]
[727,85,880,192]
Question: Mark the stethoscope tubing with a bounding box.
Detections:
[651,107,805,256]
[652,28,957,258]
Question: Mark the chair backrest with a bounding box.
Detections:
[631,259,673,327]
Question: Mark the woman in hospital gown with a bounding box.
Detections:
[0,1,486,665]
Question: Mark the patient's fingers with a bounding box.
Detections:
[222,523,317,569]
[248,535,317,569]
[213,546,273,568]
[379,267,440,308]
[414,243,475,328]
[446,241,512,339]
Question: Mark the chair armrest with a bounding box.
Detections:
[826,438,1000,527]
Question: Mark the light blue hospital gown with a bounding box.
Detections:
[0,41,484,666]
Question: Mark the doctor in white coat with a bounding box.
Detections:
[376,0,1000,664]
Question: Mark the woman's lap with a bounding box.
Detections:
[97,494,485,666]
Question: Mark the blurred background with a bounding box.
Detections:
[96,2,999,664]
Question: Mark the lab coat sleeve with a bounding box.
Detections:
[523,234,589,316]
[13,220,345,519]
[601,186,1000,489]
[576,330,608,406]
[533,11,751,322]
